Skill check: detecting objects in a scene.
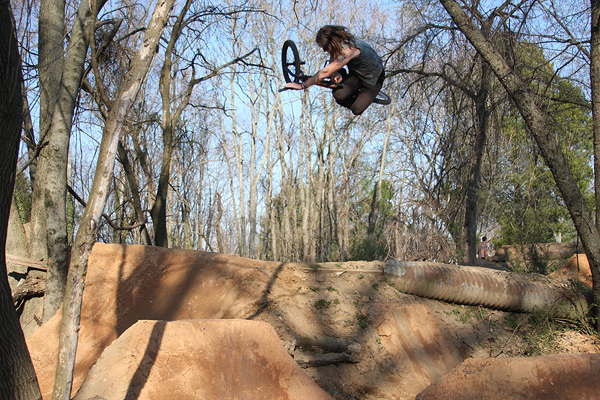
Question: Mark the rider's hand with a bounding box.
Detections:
[332,72,343,83]
[284,82,304,90]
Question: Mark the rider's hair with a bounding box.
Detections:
[316,25,356,60]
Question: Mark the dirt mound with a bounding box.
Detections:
[73,319,332,400]
[551,254,593,289]
[27,243,600,399]
[28,244,272,398]
[416,353,600,400]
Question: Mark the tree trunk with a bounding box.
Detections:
[464,58,491,265]
[38,0,109,322]
[0,0,43,397]
[29,0,67,315]
[592,0,600,231]
[51,1,175,398]
[150,123,174,248]
[37,0,66,323]
[439,0,600,329]
[117,142,152,245]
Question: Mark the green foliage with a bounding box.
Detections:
[446,304,473,324]
[492,42,592,248]
[314,299,332,309]
[327,286,339,294]
[357,313,369,328]
[13,172,32,224]
[348,179,395,261]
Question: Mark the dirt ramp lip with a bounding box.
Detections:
[73,319,333,400]
[416,354,600,400]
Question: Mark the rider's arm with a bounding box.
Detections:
[285,47,360,90]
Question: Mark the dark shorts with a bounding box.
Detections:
[332,70,385,115]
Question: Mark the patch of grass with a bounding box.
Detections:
[447,304,472,324]
[499,306,595,358]
[296,286,302,292]
[504,314,520,329]
[327,286,339,294]
[310,263,320,271]
[352,298,360,307]
[372,283,379,291]
[308,286,319,292]
[383,276,403,293]
[357,313,369,328]
[474,306,486,322]
[358,274,364,280]
[314,299,332,309]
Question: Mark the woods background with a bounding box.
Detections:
[10,0,592,315]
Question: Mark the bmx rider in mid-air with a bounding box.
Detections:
[284,25,386,115]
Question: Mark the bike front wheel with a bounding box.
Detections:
[281,40,303,84]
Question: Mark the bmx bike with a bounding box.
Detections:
[280,39,392,105]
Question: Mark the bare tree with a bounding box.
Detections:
[51,1,175,398]
[151,2,258,248]
[439,0,600,328]
[387,3,505,264]
[33,0,109,322]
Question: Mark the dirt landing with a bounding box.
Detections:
[416,353,600,400]
[73,319,333,400]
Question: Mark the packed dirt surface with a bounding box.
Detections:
[73,319,333,400]
[27,244,600,399]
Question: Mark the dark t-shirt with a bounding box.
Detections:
[344,39,384,86]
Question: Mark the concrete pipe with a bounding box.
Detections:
[384,260,584,315]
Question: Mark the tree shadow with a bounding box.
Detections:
[247,262,285,320]
[123,320,166,400]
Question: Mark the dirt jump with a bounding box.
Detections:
[25,243,600,399]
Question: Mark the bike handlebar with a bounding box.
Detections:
[279,78,343,92]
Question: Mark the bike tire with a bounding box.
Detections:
[281,40,303,84]
[374,90,392,105]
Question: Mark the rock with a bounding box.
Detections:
[73,319,332,400]
[347,342,361,353]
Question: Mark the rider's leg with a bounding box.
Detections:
[332,74,359,109]
[350,72,385,115]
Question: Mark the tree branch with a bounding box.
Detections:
[67,184,147,231]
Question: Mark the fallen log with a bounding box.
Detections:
[6,254,47,271]
[12,274,45,305]
[296,352,359,368]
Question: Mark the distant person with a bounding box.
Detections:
[478,237,488,259]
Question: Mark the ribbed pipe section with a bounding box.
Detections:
[384,260,573,313]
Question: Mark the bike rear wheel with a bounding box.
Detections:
[281,40,304,83]
[374,90,392,105]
